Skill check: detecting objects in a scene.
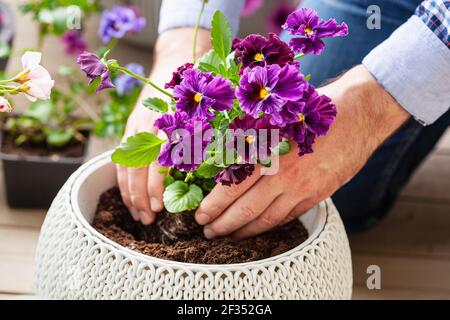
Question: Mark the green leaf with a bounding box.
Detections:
[304,74,312,82]
[46,128,74,147]
[163,175,176,188]
[142,97,168,113]
[197,50,222,71]
[195,162,222,179]
[24,100,55,123]
[211,11,232,62]
[111,132,166,168]
[163,181,204,214]
[272,140,292,156]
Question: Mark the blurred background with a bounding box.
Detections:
[0,0,449,300]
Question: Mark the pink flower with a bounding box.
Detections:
[0,97,12,113]
[241,0,264,17]
[18,52,54,101]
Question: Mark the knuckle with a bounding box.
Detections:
[239,205,257,222]
[224,185,242,198]
[130,195,147,208]
[259,214,277,228]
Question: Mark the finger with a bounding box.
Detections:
[147,162,165,213]
[195,165,263,226]
[232,195,298,240]
[203,178,282,239]
[128,167,155,225]
[116,165,139,221]
[280,199,316,226]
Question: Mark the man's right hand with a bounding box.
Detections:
[116,28,212,225]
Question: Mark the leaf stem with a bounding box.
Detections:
[193,0,208,64]
[117,66,173,99]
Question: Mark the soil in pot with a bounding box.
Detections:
[93,187,309,264]
[1,131,86,158]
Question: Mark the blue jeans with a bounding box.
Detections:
[281,0,450,233]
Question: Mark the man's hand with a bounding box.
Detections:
[117,28,211,225]
[195,65,410,239]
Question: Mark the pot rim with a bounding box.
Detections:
[0,129,90,164]
[69,151,329,270]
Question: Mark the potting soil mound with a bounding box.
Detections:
[93,187,309,264]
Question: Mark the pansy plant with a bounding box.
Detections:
[77,3,349,214]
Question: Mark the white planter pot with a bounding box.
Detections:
[35,151,353,300]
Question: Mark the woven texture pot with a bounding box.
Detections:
[35,151,353,300]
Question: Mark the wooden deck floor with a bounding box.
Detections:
[1,0,450,300]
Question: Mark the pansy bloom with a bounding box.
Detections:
[228,115,280,163]
[173,69,235,120]
[164,63,194,89]
[77,51,114,93]
[62,30,87,55]
[99,5,146,44]
[282,8,349,55]
[233,33,294,73]
[214,164,255,186]
[155,112,212,171]
[282,84,337,156]
[266,1,296,33]
[236,64,306,126]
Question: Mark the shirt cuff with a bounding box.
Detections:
[158,0,244,37]
[363,15,450,126]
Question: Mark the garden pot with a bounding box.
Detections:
[0,130,90,208]
[35,151,353,300]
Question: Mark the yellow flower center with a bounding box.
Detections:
[304,26,313,35]
[254,53,265,62]
[259,88,270,99]
[194,93,203,103]
[245,136,255,144]
[298,113,305,123]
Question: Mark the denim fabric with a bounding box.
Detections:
[282,0,450,233]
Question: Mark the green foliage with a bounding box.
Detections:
[163,181,204,214]
[211,11,232,62]
[195,162,222,179]
[272,139,292,156]
[3,89,92,148]
[142,97,169,113]
[111,132,166,168]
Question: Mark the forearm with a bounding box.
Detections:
[133,28,211,115]
[317,65,410,184]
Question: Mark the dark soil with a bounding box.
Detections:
[1,131,86,158]
[93,188,309,264]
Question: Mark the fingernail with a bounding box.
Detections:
[196,213,210,225]
[150,197,162,212]
[129,207,140,221]
[140,211,154,225]
[203,227,216,240]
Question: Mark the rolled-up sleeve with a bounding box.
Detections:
[363,14,450,126]
[158,0,245,37]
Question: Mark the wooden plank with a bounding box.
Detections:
[0,227,40,294]
[350,201,450,257]
[401,154,450,203]
[353,253,450,292]
[353,286,450,300]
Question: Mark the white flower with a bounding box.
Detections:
[19,51,55,101]
[0,97,12,113]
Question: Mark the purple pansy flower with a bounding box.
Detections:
[233,33,294,73]
[99,5,146,44]
[164,63,194,89]
[229,115,280,163]
[114,63,145,95]
[214,164,256,186]
[282,84,337,156]
[155,112,212,171]
[62,30,87,55]
[282,8,349,55]
[236,64,306,126]
[241,0,264,17]
[77,51,114,93]
[266,1,296,33]
[173,69,235,120]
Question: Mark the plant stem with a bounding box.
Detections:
[117,66,173,99]
[193,0,208,64]
[184,172,195,183]
[294,53,305,60]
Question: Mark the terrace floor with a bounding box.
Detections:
[1,0,450,300]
